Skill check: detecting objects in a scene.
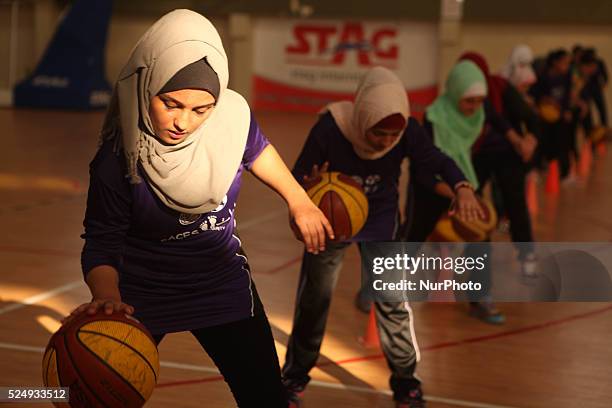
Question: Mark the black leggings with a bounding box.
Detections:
[539,119,578,179]
[472,151,534,260]
[154,311,287,407]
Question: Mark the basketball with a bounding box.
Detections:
[590,126,608,144]
[304,171,369,241]
[538,102,561,123]
[42,310,160,408]
[450,197,498,242]
[429,216,464,242]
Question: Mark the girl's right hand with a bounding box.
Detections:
[61,298,134,325]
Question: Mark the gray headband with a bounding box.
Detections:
[158,58,220,100]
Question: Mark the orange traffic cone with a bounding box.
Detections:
[526,173,539,217]
[578,141,592,178]
[358,306,380,348]
[596,142,607,157]
[545,160,560,195]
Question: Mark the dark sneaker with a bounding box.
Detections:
[395,387,426,408]
[469,301,506,325]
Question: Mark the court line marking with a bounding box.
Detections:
[0,342,518,408]
[0,342,45,353]
[0,342,224,375]
[237,209,285,230]
[0,281,84,316]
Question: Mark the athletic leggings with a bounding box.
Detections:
[153,292,287,408]
[472,150,534,260]
[539,119,578,179]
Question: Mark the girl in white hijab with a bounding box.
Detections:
[500,45,537,92]
[68,9,332,407]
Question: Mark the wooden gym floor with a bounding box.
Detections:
[0,108,611,407]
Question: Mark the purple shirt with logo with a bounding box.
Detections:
[81,115,269,335]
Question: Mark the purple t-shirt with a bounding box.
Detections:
[81,116,269,335]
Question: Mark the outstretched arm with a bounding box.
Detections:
[407,118,484,221]
[250,144,334,253]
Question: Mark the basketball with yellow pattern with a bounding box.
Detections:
[430,197,497,242]
[304,171,369,241]
[43,311,159,407]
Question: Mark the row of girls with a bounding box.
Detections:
[531,45,609,180]
[397,45,609,324]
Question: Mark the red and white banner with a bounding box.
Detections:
[252,18,439,117]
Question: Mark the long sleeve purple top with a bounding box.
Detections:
[81,115,269,335]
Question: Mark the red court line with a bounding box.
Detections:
[155,304,612,388]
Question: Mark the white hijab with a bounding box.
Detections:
[500,45,537,88]
[100,9,250,214]
[325,67,410,160]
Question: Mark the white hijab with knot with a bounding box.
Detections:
[325,67,410,160]
[500,45,537,88]
[100,9,250,214]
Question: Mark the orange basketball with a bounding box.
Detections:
[590,126,608,144]
[304,171,369,241]
[42,310,159,408]
[539,102,561,123]
[429,215,464,242]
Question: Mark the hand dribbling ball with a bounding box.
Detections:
[43,310,159,408]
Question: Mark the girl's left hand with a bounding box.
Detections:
[449,187,484,222]
[289,199,334,254]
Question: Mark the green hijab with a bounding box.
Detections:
[426,60,487,188]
